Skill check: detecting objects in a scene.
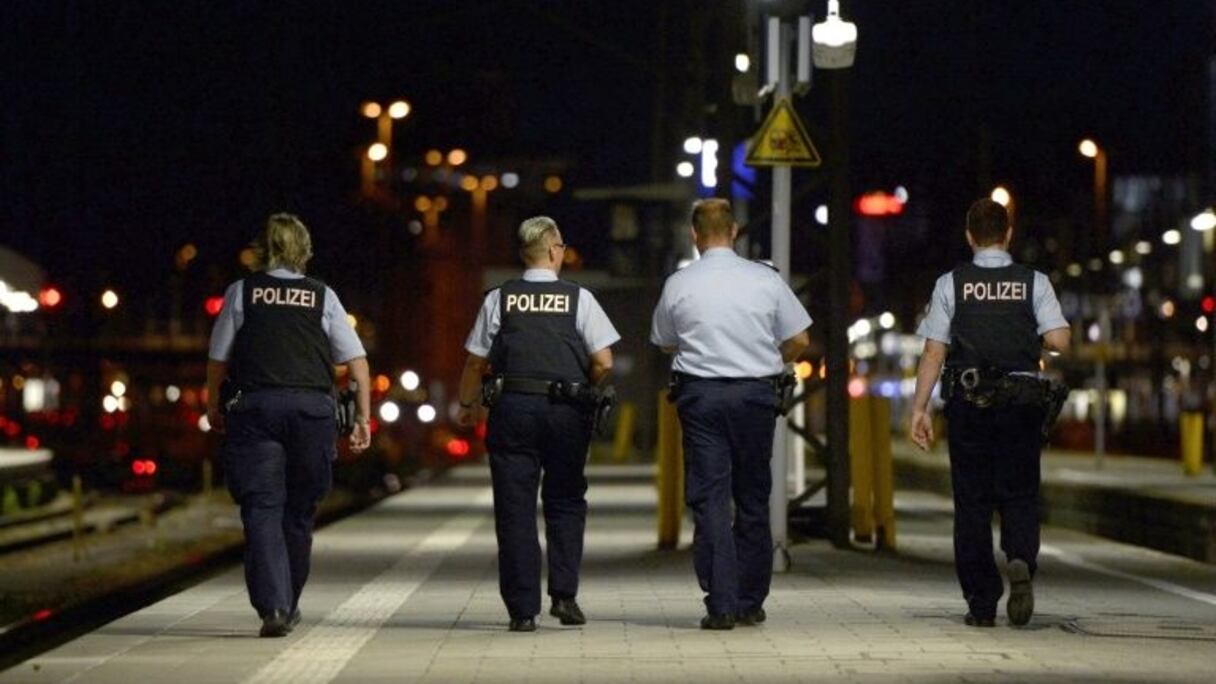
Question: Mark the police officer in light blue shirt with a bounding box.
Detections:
[910,198,1070,629]
[456,216,620,632]
[205,213,372,637]
[650,198,811,630]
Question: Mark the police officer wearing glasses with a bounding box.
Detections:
[206,213,372,638]
[650,198,811,630]
[910,198,1070,628]
[456,216,620,632]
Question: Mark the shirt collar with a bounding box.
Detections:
[267,267,304,279]
[700,247,737,259]
[973,248,1013,266]
[522,268,558,281]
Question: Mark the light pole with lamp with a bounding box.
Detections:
[1191,207,1216,472]
[1079,138,1110,468]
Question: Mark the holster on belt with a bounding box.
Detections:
[773,370,798,416]
[480,374,504,408]
[944,366,1071,444]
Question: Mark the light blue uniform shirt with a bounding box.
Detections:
[208,268,367,364]
[650,248,812,378]
[464,269,621,357]
[916,249,1069,344]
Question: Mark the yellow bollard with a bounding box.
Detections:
[1181,411,1204,476]
[870,397,897,550]
[611,401,637,462]
[656,390,684,549]
[849,396,875,543]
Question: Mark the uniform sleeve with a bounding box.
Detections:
[773,277,812,341]
[207,281,243,362]
[322,287,367,363]
[916,273,954,344]
[1033,272,1069,334]
[577,289,621,353]
[464,290,501,357]
[649,279,678,347]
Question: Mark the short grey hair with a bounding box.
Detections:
[518,216,558,262]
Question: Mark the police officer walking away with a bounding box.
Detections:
[650,198,811,630]
[910,198,1069,628]
[206,213,372,637]
[456,216,620,632]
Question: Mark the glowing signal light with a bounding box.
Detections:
[204,296,224,316]
[32,609,53,622]
[1202,296,1216,315]
[446,438,471,458]
[145,460,157,475]
[854,192,905,217]
[132,460,146,475]
[25,435,40,450]
[38,286,63,308]
[131,459,158,476]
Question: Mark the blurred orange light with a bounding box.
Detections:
[459,176,479,192]
[239,248,257,268]
[374,374,391,393]
[854,192,904,217]
[361,102,382,118]
[145,460,157,475]
[794,361,813,380]
[414,196,433,212]
[446,438,471,458]
[447,149,468,166]
[425,149,443,166]
[38,287,63,308]
[480,175,498,191]
[544,176,563,193]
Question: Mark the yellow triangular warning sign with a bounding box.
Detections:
[745,97,822,168]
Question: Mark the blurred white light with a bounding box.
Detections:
[1187,274,1204,290]
[990,186,1011,207]
[1087,258,1103,272]
[1066,263,1083,277]
[700,139,719,188]
[367,143,388,162]
[1163,229,1182,245]
[683,137,703,154]
[1122,267,1143,290]
[734,53,750,73]
[815,205,829,225]
[1108,250,1124,265]
[893,186,909,204]
[22,379,46,413]
[1190,209,1216,232]
[1087,322,1101,343]
[118,397,130,412]
[379,400,401,423]
[387,100,411,119]
[101,289,119,309]
[1160,299,1176,318]
[400,370,421,391]
[676,161,695,178]
[103,395,119,413]
[878,312,896,329]
[1198,316,1210,333]
[416,404,437,423]
[501,172,520,189]
[198,414,211,432]
[110,380,127,398]
[166,385,181,403]
[1078,139,1099,158]
[1134,240,1152,255]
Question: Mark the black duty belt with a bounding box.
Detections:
[669,371,797,415]
[502,377,566,395]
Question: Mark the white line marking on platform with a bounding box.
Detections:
[243,488,493,684]
[1042,544,1216,607]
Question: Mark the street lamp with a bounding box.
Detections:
[1078,138,1108,248]
[1079,138,1110,469]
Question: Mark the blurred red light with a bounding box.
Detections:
[369,417,380,434]
[25,435,40,450]
[132,460,146,475]
[204,296,225,317]
[32,609,53,622]
[474,421,487,440]
[1202,296,1215,315]
[145,460,158,475]
[854,192,905,217]
[3,422,20,438]
[99,414,116,431]
[446,438,471,458]
[38,287,63,308]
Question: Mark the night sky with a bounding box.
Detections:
[3,1,1213,309]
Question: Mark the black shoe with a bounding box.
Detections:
[259,610,291,638]
[736,607,766,626]
[964,613,996,628]
[508,617,537,632]
[287,609,301,632]
[549,598,586,626]
[1006,559,1034,626]
[700,613,736,630]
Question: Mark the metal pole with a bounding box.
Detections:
[1095,298,1110,469]
[769,21,792,574]
[825,39,853,549]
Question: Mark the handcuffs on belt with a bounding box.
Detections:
[943,367,1070,443]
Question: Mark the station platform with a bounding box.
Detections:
[4,464,1216,683]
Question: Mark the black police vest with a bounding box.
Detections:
[229,272,334,391]
[487,279,589,383]
[945,263,1040,373]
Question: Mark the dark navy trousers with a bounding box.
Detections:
[676,378,776,617]
[223,388,335,617]
[486,393,591,620]
[945,399,1043,618]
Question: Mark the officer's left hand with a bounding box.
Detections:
[910,408,933,451]
[349,421,371,453]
